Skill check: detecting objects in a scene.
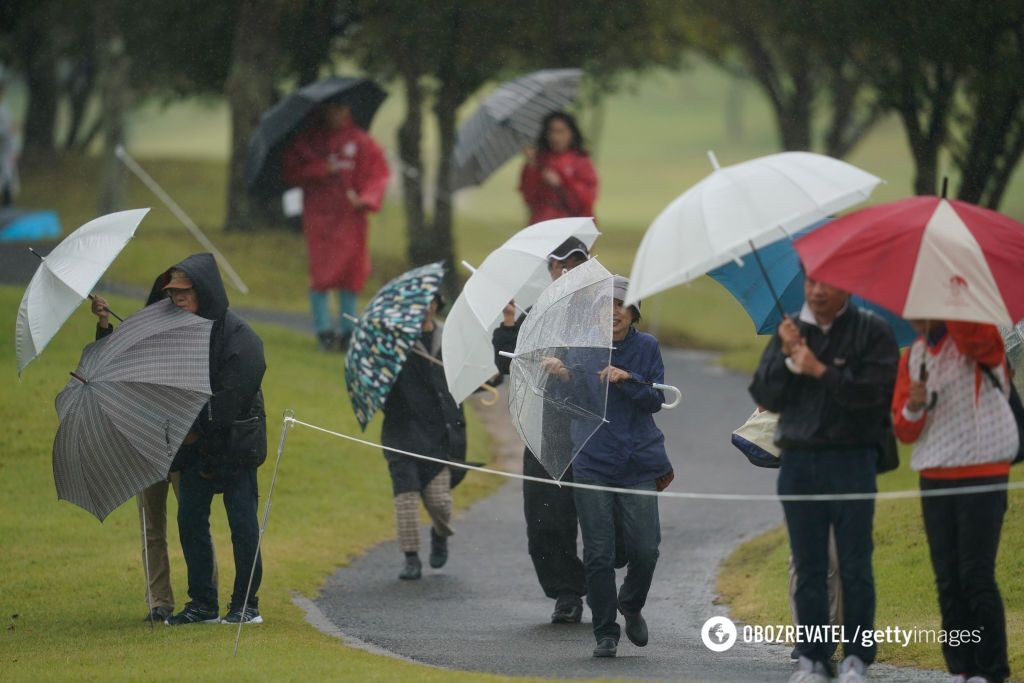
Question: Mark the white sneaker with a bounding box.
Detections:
[948,675,968,683]
[788,656,831,683]
[965,677,993,683]
[837,655,867,683]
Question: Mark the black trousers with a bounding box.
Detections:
[523,448,585,599]
[779,447,877,667]
[921,475,1009,683]
[178,461,262,611]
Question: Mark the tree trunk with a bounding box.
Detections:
[63,41,98,151]
[430,81,460,295]
[224,1,283,232]
[17,8,59,164]
[399,67,428,265]
[95,1,131,214]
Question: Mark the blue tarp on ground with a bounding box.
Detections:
[0,208,61,242]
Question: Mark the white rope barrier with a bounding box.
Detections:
[283,414,1024,503]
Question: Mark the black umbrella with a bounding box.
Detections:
[244,77,388,196]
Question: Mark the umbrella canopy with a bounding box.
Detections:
[0,208,61,242]
[16,208,150,374]
[451,68,582,191]
[505,258,614,479]
[442,216,600,404]
[708,220,916,346]
[245,76,387,196]
[345,261,445,430]
[53,299,213,521]
[1002,322,1024,396]
[794,196,1024,326]
[624,152,882,306]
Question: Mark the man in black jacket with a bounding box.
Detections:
[750,276,898,683]
[147,254,268,627]
[493,236,591,624]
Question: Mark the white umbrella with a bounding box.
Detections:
[16,208,150,374]
[624,152,882,306]
[442,216,600,404]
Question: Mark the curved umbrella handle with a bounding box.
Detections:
[653,383,682,409]
[477,382,500,407]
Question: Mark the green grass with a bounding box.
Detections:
[718,446,1024,677]
[0,285,544,682]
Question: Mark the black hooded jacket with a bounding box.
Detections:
[146,253,267,467]
[749,305,898,451]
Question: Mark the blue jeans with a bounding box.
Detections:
[779,447,876,666]
[310,289,357,336]
[178,461,262,611]
[574,478,661,642]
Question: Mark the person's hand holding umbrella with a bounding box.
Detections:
[778,316,801,356]
[541,167,562,187]
[90,295,111,330]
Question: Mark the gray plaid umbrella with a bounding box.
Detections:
[451,69,582,191]
[53,299,213,521]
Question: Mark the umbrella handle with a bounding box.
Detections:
[653,383,682,409]
[477,382,500,407]
[88,294,124,323]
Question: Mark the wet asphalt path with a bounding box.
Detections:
[314,349,938,682]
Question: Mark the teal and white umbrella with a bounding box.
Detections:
[344,262,445,430]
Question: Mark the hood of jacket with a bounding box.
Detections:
[146,253,229,320]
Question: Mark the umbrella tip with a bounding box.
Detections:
[707,150,721,171]
[940,176,948,199]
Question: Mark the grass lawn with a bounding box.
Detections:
[718,446,1024,677]
[0,285,548,682]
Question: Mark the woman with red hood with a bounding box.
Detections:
[283,103,390,351]
[519,112,598,224]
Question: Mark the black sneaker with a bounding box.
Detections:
[222,605,263,624]
[551,592,583,624]
[399,554,422,580]
[143,606,172,623]
[429,529,448,569]
[317,331,340,352]
[622,610,648,647]
[593,637,617,658]
[166,602,220,625]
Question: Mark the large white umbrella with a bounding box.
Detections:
[442,216,600,404]
[16,208,150,374]
[624,152,882,306]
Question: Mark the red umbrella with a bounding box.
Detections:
[794,196,1024,326]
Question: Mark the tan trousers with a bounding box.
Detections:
[394,468,453,554]
[788,525,843,627]
[137,473,216,610]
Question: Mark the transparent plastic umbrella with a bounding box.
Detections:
[500,259,681,479]
[1002,322,1024,395]
[442,217,600,404]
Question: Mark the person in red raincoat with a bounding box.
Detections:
[283,103,390,351]
[519,111,598,224]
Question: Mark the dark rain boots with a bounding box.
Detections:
[399,553,422,580]
[429,529,448,569]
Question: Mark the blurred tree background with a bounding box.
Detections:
[1,0,1022,268]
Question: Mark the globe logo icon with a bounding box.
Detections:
[701,616,738,652]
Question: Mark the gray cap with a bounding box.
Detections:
[613,275,641,313]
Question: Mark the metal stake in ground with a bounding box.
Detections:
[233,410,295,656]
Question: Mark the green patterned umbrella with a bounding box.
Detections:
[345,262,445,429]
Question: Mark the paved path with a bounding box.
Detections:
[0,249,939,681]
[314,349,939,682]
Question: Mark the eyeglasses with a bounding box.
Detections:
[165,287,196,298]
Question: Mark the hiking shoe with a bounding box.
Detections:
[143,606,172,623]
[222,605,263,625]
[429,529,448,569]
[165,602,220,625]
[399,554,422,580]
[789,656,833,683]
[551,593,583,624]
[317,332,340,352]
[593,637,617,658]
[338,331,353,353]
[622,610,648,647]
[837,655,867,683]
